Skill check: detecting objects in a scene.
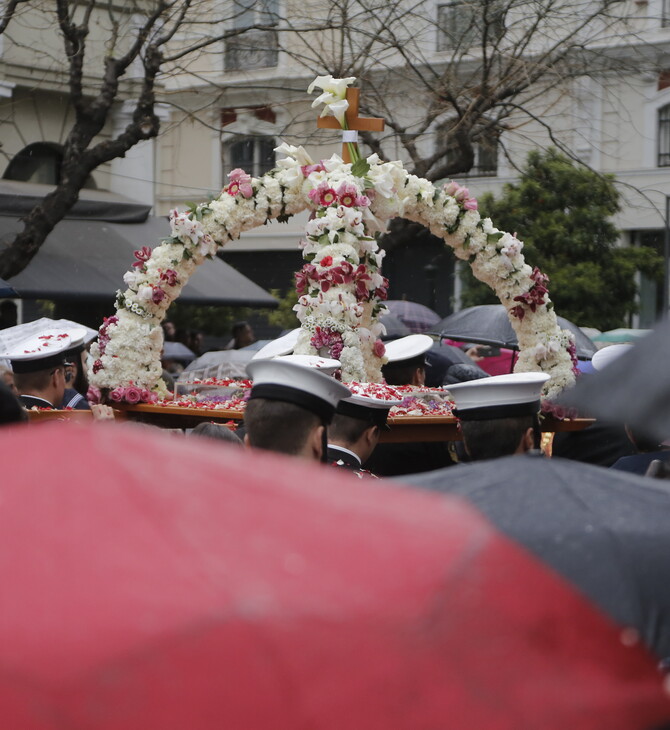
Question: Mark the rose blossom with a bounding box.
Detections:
[373,339,386,358]
[86,386,102,405]
[109,388,124,403]
[124,386,142,404]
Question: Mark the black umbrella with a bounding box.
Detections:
[379,312,411,339]
[0,276,17,297]
[431,304,597,359]
[559,319,670,443]
[398,454,670,660]
[424,342,489,387]
[385,300,441,333]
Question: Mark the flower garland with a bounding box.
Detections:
[89,79,577,402]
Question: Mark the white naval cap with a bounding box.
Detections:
[246,357,351,423]
[276,354,341,375]
[4,329,75,374]
[445,371,550,421]
[251,329,301,360]
[591,344,633,371]
[336,390,403,430]
[383,334,433,364]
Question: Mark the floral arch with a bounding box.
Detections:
[89,144,577,404]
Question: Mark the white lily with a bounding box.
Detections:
[308,75,356,127]
[307,75,356,98]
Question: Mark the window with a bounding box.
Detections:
[664,0,670,28]
[2,142,97,188]
[225,0,279,71]
[225,136,276,177]
[658,104,670,166]
[3,142,63,185]
[437,1,505,52]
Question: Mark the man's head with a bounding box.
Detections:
[232,321,255,348]
[6,329,77,409]
[329,392,401,464]
[382,334,433,386]
[244,358,351,460]
[447,372,550,461]
[14,365,67,408]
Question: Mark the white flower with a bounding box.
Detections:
[137,285,154,301]
[95,105,576,399]
[308,76,356,127]
[308,75,356,99]
[275,142,314,167]
[123,271,141,288]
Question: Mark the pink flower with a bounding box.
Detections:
[226,168,253,198]
[140,388,157,403]
[301,162,327,176]
[295,263,318,294]
[464,197,478,211]
[320,255,333,267]
[308,183,338,207]
[160,269,178,286]
[92,359,103,374]
[132,246,152,268]
[86,386,102,405]
[124,386,142,404]
[443,180,460,196]
[353,264,372,301]
[373,339,386,358]
[311,326,344,359]
[375,276,390,301]
[337,261,354,282]
[151,287,167,305]
[453,186,470,202]
[336,182,359,207]
[108,388,124,403]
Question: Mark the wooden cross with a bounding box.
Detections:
[317,87,385,163]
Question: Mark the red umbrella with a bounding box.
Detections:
[0,422,668,729]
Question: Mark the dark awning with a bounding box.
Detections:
[0,215,277,307]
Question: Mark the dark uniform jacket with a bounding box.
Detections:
[19,394,56,410]
[327,445,379,479]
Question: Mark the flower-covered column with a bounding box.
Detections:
[292,166,389,382]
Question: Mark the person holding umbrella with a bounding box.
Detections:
[446,372,550,462]
[244,358,350,462]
